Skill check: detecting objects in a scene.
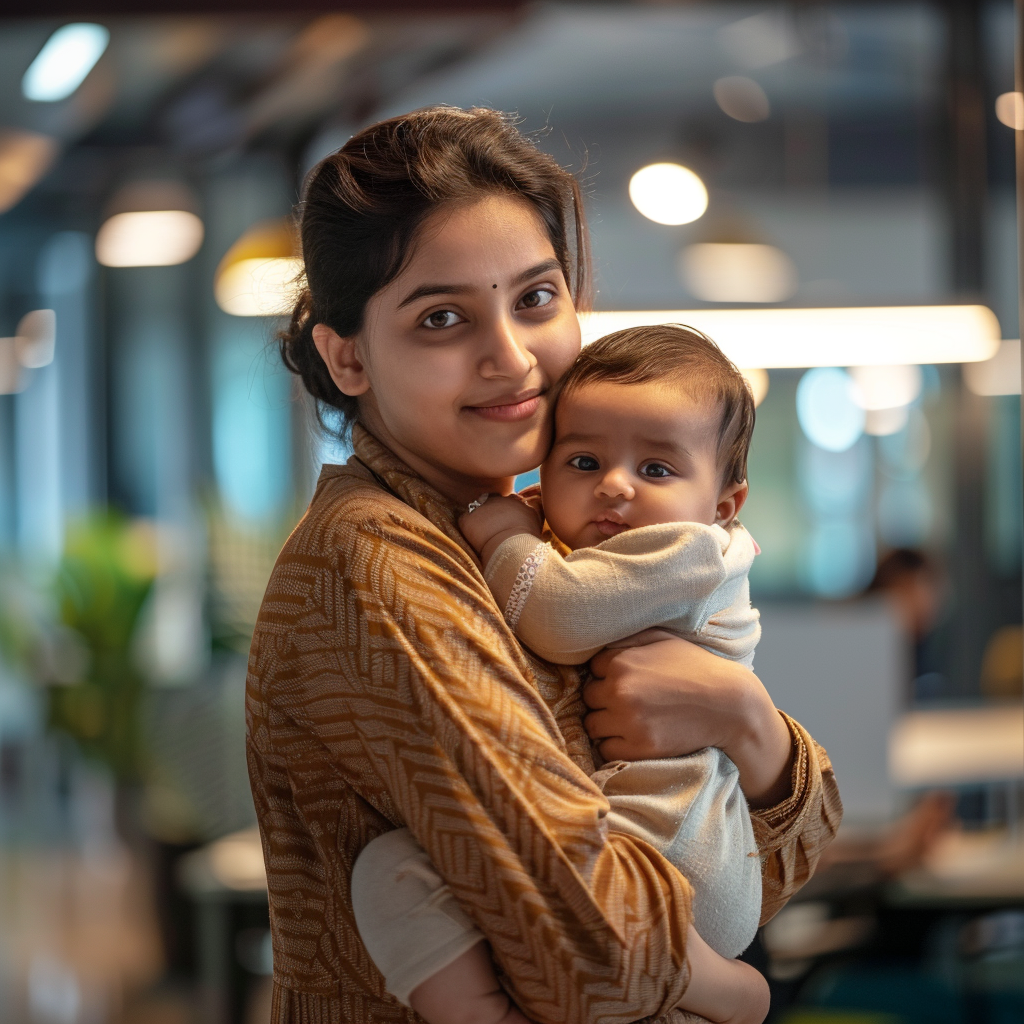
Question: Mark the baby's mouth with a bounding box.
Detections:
[594,512,630,537]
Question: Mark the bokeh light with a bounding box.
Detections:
[95,210,204,268]
[678,242,796,303]
[628,162,708,226]
[742,367,769,406]
[22,23,110,102]
[995,91,1024,130]
[796,367,866,452]
[713,76,771,122]
[849,364,922,411]
[214,257,304,317]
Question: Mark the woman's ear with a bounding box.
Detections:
[312,324,370,397]
[715,480,749,525]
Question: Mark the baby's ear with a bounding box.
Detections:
[715,480,748,525]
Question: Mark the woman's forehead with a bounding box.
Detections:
[397,195,557,285]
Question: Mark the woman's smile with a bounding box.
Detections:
[465,387,544,422]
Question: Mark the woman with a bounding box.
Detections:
[247,106,841,1024]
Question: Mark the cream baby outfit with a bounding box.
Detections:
[352,520,763,1005]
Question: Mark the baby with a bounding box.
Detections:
[351,325,769,1024]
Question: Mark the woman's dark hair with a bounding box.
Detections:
[559,324,756,486]
[280,105,591,435]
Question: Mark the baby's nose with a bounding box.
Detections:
[596,469,635,500]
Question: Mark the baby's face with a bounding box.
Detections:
[541,380,729,550]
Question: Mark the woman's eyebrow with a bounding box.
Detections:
[397,258,563,310]
[397,282,471,309]
[512,257,562,286]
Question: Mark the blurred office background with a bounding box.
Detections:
[0,2,1022,1022]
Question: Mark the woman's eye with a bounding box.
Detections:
[518,288,554,310]
[421,309,462,330]
[641,463,672,478]
[568,455,600,471]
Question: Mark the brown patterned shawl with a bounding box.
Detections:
[246,425,842,1024]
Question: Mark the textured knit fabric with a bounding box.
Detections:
[485,522,761,667]
[246,425,843,1024]
[594,750,761,959]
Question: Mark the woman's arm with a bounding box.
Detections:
[584,635,842,916]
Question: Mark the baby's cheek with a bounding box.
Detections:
[540,484,583,545]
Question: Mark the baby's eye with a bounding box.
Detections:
[640,462,672,478]
[517,288,554,310]
[421,309,463,330]
[568,455,600,472]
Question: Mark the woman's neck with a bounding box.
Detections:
[359,413,515,507]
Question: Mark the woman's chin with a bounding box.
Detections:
[454,427,549,483]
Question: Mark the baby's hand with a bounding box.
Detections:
[459,494,543,565]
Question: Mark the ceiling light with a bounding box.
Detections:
[713,77,770,123]
[96,210,203,267]
[22,23,110,103]
[579,306,999,367]
[629,163,708,226]
[742,367,769,406]
[995,92,1024,131]
[0,130,59,214]
[848,364,922,411]
[797,368,865,452]
[679,243,796,303]
[963,339,1020,396]
[215,219,302,317]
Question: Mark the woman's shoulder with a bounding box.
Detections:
[263,464,478,618]
[290,464,456,556]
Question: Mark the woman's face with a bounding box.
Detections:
[315,194,581,503]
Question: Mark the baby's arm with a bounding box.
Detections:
[459,493,544,567]
[678,924,770,1024]
[463,517,735,665]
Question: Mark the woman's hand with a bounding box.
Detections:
[583,634,794,808]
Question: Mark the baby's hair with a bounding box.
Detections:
[559,324,756,485]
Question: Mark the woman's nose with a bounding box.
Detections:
[596,469,635,501]
[480,316,535,379]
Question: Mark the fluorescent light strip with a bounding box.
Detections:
[22,23,110,103]
[579,306,1000,368]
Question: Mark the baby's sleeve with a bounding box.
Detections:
[484,523,733,665]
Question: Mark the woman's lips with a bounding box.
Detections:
[466,392,542,423]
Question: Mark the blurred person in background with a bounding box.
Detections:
[247,106,841,1024]
[868,547,948,703]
